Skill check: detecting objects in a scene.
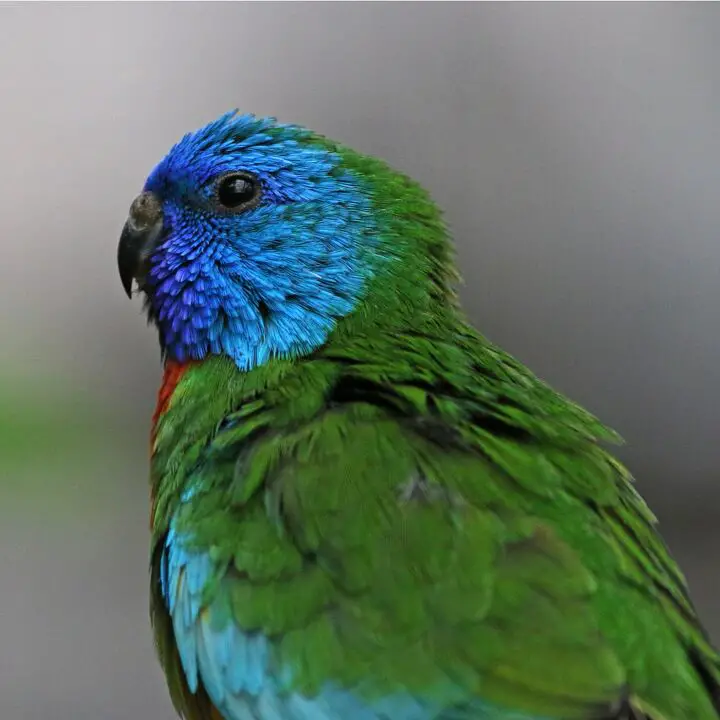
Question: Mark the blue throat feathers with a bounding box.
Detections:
[141,112,380,371]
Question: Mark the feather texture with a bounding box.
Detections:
[116,111,720,720]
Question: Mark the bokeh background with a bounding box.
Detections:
[1,2,718,718]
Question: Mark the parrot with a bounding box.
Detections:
[117,110,719,720]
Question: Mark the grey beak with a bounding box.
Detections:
[117,192,163,298]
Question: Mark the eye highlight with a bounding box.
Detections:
[215,172,261,211]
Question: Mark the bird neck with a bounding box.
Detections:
[151,359,192,440]
[150,303,462,437]
[147,306,466,542]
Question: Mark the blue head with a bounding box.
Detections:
[118,111,451,370]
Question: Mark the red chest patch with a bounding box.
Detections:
[151,360,191,436]
[149,360,191,530]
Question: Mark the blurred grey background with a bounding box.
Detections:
[0,2,718,719]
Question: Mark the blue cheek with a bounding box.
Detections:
[140,115,383,370]
[148,183,378,370]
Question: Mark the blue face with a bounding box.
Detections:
[136,111,380,370]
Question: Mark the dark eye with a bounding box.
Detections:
[215,172,260,211]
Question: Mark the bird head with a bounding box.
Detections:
[118,111,455,370]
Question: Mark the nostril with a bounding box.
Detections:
[129,192,163,232]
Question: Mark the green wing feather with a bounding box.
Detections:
[150,318,719,720]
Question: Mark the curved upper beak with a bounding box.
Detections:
[118,191,164,298]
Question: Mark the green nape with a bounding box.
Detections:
[308,133,462,327]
